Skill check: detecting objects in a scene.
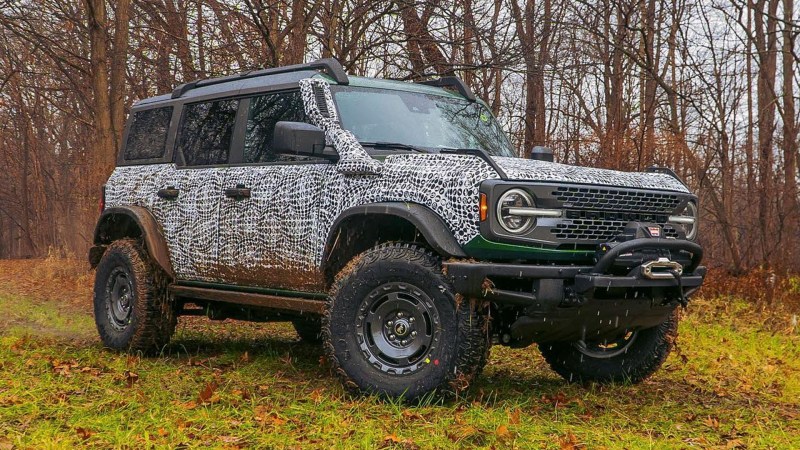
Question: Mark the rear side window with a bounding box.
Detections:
[244,91,307,163]
[124,107,173,161]
[178,99,239,166]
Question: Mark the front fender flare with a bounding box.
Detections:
[324,202,467,259]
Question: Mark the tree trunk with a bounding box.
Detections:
[85,0,116,178]
[752,0,779,264]
[110,0,130,154]
[781,0,798,265]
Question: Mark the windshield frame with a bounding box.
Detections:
[328,84,517,158]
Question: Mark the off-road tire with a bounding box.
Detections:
[323,243,490,402]
[292,316,323,343]
[539,310,679,384]
[93,239,176,354]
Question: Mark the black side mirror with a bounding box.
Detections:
[530,146,554,162]
[272,121,326,157]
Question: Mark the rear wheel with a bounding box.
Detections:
[323,243,489,401]
[539,310,679,384]
[93,239,176,354]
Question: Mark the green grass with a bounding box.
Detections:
[0,292,798,449]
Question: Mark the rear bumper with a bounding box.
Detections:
[443,238,705,343]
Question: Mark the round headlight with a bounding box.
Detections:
[496,189,535,234]
[670,201,698,240]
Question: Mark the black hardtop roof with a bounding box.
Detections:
[132,58,476,109]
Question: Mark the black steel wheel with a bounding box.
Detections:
[93,239,176,354]
[105,268,134,331]
[358,282,439,375]
[324,243,489,402]
[539,310,679,384]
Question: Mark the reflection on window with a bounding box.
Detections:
[178,99,238,166]
[331,86,515,158]
[244,91,307,163]
[124,107,172,160]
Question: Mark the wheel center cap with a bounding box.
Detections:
[394,319,410,336]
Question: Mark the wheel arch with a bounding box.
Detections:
[322,202,466,285]
[90,206,174,279]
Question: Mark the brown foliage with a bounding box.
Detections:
[0,0,798,276]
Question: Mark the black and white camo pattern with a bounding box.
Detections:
[299,78,382,175]
[493,157,689,193]
[105,77,689,287]
[105,154,496,285]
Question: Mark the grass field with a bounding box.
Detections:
[0,259,798,449]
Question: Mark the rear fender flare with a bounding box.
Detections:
[91,206,174,279]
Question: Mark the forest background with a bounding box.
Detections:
[1,0,799,295]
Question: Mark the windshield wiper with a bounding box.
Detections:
[360,141,424,152]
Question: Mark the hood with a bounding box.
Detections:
[491,156,690,193]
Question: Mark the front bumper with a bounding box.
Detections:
[443,238,706,343]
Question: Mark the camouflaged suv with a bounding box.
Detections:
[90,58,705,400]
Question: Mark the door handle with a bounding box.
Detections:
[225,184,251,200]
[157,186,180,200]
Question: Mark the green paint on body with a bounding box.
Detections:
[175,280,327,300]
[462,235,594,262]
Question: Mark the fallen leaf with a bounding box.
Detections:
[401,410,424,421]
[197,381,218,404]
[495,424,511,439]
[75,427,93,440]
[558,432,586,450]
[703,416,721,430]
[508,408,521,425]
[124,370,139,388]
[384,434,401,444]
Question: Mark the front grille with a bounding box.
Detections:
[548,185,686,242]
[552,220,682,241]
[553,186,682,213]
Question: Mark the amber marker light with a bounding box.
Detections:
[479,193,488,221]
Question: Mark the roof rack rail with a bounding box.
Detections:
[417,76,476,102]
[171,58,349,99]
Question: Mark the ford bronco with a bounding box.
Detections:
[90,58,705,400]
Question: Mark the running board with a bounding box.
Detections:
[169,285,326,314]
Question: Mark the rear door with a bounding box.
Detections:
[166,97,240,281]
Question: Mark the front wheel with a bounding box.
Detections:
[323,243,489,401]
[539,310,679,384]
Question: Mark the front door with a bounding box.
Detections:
[217,90,332,292]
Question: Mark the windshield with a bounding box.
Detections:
[329,85,517,158]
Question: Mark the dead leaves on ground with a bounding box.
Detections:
[557,432,586,450]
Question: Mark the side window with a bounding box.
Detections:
[244,91,307,163]
[178,99,239,166]
[123,106,173,161]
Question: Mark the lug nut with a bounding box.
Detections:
[386,320,393,327]
[389,334,396,340]
[401,340,408,345]
[411,331,417,337]
[408,317,415,323]
[397,312,404,318]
